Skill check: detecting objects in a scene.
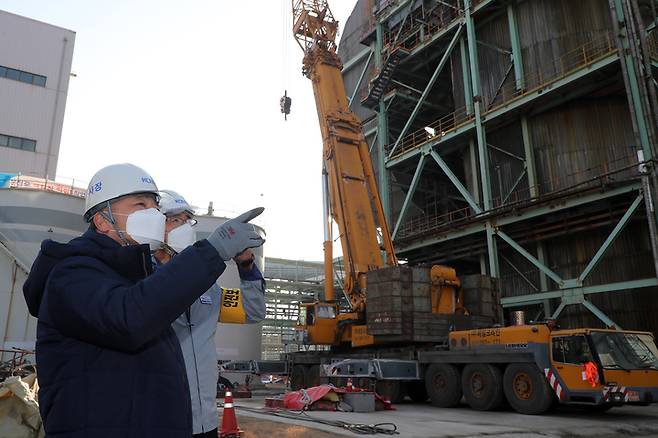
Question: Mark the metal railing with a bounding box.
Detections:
[395,151,643,241]
[388,33,618,158]
[382,3,463,51]
[1,173,88,198]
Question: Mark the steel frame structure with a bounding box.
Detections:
[342,0,658,328]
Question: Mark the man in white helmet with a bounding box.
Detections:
[23,163,265,438]
[155,190,265,438]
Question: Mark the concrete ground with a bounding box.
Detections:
[225,396,658,438]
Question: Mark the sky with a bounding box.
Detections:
[0,0,358,261]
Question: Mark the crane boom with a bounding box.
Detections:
[292,0,397,313]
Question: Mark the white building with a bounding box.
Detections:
[0,9,75,178]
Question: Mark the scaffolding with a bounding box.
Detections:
[338,0,658,332]
[261,258,328,360]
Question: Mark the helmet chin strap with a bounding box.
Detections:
[99,201,131,247]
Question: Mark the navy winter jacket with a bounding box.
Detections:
[23,229,226,438]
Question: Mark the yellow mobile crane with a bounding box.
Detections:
[287,0,658,413]
[291,0,462,348]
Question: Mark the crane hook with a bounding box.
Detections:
[280,90,292,121]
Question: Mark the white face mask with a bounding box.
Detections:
[125,208,166,250]
[167,222,197,253]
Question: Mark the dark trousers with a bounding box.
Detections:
[193,428,218,438]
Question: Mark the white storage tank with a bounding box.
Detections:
[0,187,86,361]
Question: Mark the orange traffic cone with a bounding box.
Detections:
[220,390,243,438]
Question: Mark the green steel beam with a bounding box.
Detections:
[578,193,644,283]
[389,25,464,158]
[466,0,498,277]
[460,37,474,115]
[486,224,500,276]
[502,166,527,204]
[364,127,377,138]
[368,131,378,153]
[496,229,564,286]
[488,142,525,162]
[521,116,538,198]
[397,182,642,253]
[429,149,482,214]
[384,90,446,111]
[342,47,371,74]
[468,139,481,203]
[536,241,551,315]
[392,154,427,239]
[550,301,568,319]
[348,50,373,108]
[507,2,525,91]
[612,0,653,159]
[581,299,621,329]
[530,128,551,314]
[390,79,424,95]
[375,22,391,223]
[466,1,489,209]
[501,253,539,291]
[385,53,620,168]
[501,278,658,306]
[477,40,511,56]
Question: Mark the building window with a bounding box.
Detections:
[0,64,47,87]
[0,133,37,152]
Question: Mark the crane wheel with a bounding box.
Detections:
[461,364,505,411]
[503,363,553,415]
[290,365,308,391]
[425,363,462,407]
[376,380,406,403]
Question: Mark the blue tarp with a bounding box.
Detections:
[0,173,17,188]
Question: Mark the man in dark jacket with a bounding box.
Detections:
[23,163,264,438]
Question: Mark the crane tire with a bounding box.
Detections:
[376,380,406,403]
[461,363,505,411]
[503,363,553,415]
[425,363,462,408]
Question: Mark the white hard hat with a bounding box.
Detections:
[158,190,197,217]
[84,163,159,222]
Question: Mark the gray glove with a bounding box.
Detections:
[206,207,265,260]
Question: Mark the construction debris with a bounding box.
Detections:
[0,373,43,438]
[0,348,35,381]
[282,384,393,412]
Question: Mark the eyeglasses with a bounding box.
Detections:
[166,216,198,227]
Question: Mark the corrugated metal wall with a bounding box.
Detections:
[338,0,658,334]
